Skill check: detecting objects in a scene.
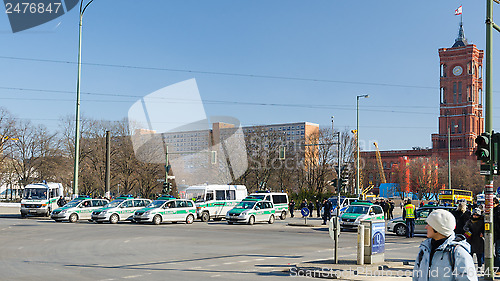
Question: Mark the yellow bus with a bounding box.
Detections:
[438,189,473,205]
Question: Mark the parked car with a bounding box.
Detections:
[91,196,152,224]
[386,205,455,236]
[339,202,384,231]
[51,196,108,222]
[225,198,275,225]
[133,197,196,225]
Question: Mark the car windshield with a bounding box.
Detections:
[328,198,340,206]
[63,200,82,208]
[22,188,48,200]
[147,200,167,208]
[345,205,369,214]
[235,201,256,209]
[250,195,265,200]
[105,199,124,208]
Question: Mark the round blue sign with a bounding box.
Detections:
[301,207,310,217]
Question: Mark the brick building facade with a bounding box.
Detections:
[362,22,483,186]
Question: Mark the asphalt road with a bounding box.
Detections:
[0,212,424,281]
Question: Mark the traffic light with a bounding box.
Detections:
[341,173,349,189]
[162,182,171,194]
[475,132,491,162]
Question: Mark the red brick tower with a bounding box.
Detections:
[431,21,484,160]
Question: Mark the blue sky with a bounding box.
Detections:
[0,0,498,151]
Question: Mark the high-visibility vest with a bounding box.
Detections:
[405,204,415,219]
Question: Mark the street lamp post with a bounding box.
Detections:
[72,0,94,198]
[356,95,369,196]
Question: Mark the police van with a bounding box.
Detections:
[51,196,109,222]
[184,184,247,222]
[247,191,288,220]
[20,182,64,217]
[91,196,151,224]
[133,197,197,225]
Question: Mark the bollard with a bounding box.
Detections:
[357,224,364,265]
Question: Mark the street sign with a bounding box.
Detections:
[300,207,310,217]
[157,179,165,182]
[167,176,176,180]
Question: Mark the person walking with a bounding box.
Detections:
[413,209,477,281]
[403,199,416,238]
[315,200,321,218]
[308,201,314,218]
[464,208,485,270]
[57,196,66,207]
[452,201,471,236]
[289,199,295,218]
[322,199,332,225]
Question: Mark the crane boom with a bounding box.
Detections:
[374,142,387,184]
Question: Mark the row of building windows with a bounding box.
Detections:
[440,83,483,105]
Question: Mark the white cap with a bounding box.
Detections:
[426,209,455,237]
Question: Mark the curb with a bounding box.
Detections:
[287,223,319,227]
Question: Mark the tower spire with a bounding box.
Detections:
[453,13,468,47]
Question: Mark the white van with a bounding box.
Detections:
[184,184,248,222]
[20,182,64,217]
[248,192,289,220]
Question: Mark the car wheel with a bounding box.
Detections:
[395,224,407,236]
[201,211,210,222]
[69,213,78,223]
[109,214,119,224]
[153,215,162,225]
[186,214,194,224]
[248,215,255,225]
[280,211,286,220]
[268,215,275,224]
[46,209,51,217]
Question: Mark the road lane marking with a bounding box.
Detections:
[223,262,235,265]
[123,275,142,279]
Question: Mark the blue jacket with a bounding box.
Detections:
[413,234,477,281]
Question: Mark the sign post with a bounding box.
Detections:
[301,208,310,224]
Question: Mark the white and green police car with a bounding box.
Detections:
[133,197,197,225]
[340,202,385,231]
[248,192,289,220]
[51,196,109,223]
[91,196,151,224]
[225,198,276,225]
[387,205,455,236]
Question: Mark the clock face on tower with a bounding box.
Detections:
[453,65,463,76]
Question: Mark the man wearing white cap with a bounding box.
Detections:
[413,209,477,281]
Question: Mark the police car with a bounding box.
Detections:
[133,197,197,225]
[91,196,152,224]
[339,202,385,231]
[225,198,276,225]
[51,196,108,223]
[387,205,455,236]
